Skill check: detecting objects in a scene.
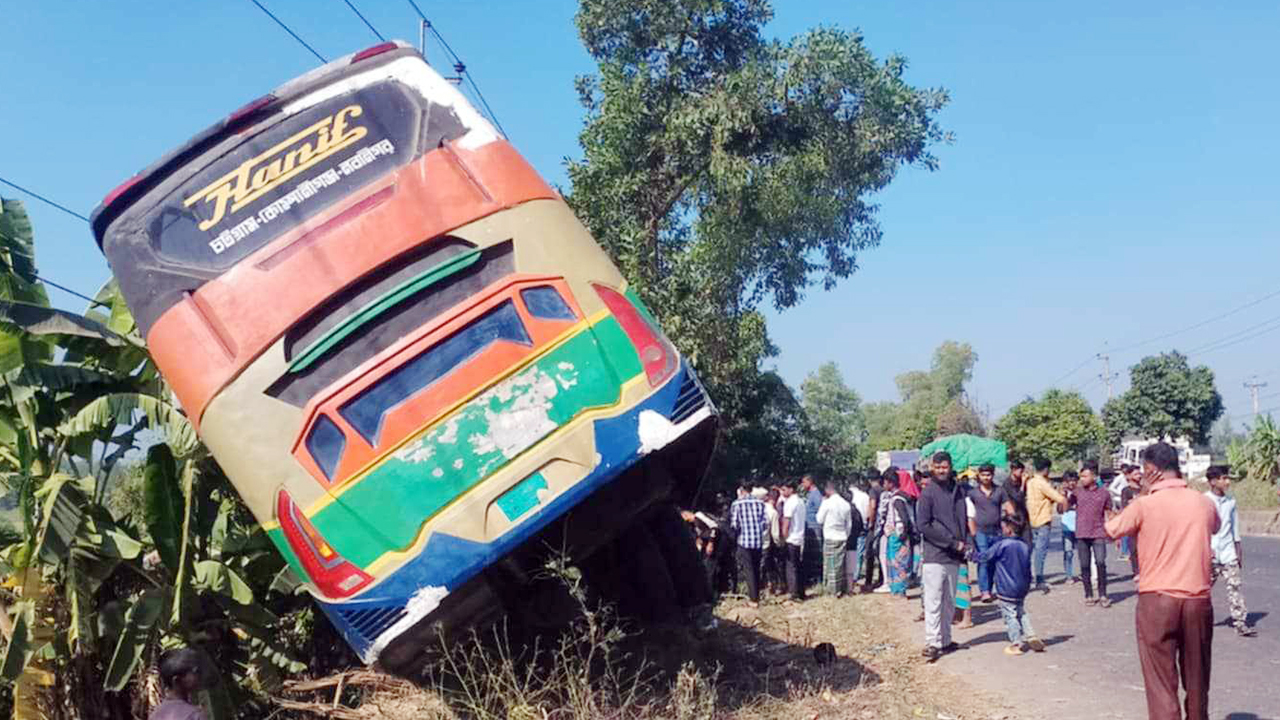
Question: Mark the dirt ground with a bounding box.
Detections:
[706,590,1023,720]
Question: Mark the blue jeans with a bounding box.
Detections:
[1063,529,1077,579]
[847,534,867,585]
[1032,525,1052,584]
[1120,535,1132,557]
[998,598,1036,644]
[974,530,997,595]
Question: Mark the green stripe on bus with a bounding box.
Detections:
[312,319,639,567]
[288,248,483,373]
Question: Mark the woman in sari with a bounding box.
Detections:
[881,471,914,597]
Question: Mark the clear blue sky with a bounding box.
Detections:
[3,1,1278,428]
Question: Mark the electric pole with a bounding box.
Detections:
[1245,377,1268,417]
[1098,353,1119,400]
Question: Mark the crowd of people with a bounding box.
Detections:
[687,442,1258,720]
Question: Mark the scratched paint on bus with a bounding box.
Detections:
[310,321,636,567]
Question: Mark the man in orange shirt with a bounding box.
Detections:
[1105,442,1220,720]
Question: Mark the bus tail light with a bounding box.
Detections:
[101,175,143,209]
[351,42,398,64]
[276,489,373,598]
[592,284,677,388]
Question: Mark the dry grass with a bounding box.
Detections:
[276,581,1017,719]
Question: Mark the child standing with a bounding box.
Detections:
[974,514,1046,655]
[1060,471,1079,583]
[1205,465,1257,637]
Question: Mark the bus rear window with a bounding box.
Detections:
[142,81,434,271]
[306,414,347,480]
[339,301,531,445]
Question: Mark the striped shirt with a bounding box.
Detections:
[730,495,769,550]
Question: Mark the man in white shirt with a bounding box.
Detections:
[1205,466,1256,637]
[780,484,807,602]
[816,481,855,597]
[848,476,872,590]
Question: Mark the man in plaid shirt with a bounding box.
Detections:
[731,481,769,606]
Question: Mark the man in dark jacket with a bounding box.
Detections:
[916,451,970,661]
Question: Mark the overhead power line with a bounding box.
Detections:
[0,176,90,223]
[1185,313,1280,358]
[1105,287,1280,356]
[1043,285,1280,389]
[0,177,106,305]
[340,0,385,42]
[404,0,509,139]
[247,0,327,65]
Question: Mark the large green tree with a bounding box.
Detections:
[1101,352,1224,446]
[994,389,1104,465]
[715,370,815,484]
[865,341,979,450]
[800,362,867,478]
[566,0,948,455]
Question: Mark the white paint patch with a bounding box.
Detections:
[638,407,714,454]
[452,458,464,470]
[437,418,460,445]
[394,444,435,464]
[557,362,575,371]
[432,468,444,478]
[467,368,560,459]
[362,584,449,664]
[282,56,498,151]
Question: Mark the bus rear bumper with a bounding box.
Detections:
[316,360,716,669]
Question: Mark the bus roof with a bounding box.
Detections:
[89,41,420,246]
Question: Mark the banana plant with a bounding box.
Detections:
[0,197,305,719]
[1243,415,1280,486]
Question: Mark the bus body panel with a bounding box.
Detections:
[92,44,718,670]
[145,139,557,431]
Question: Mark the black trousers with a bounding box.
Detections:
[864,536,881,588]
[1076,537,1109,598]
[736,546,762,602]
[762,545,784,591]
[785,544,806,600]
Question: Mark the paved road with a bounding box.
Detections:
[930,528,1280,720]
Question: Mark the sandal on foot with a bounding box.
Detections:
[1084,597,1098,606]
[1004,644,1024,655]
[1099,597,1111,608]
[1026,636,1046,652]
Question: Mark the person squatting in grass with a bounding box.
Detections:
[972,513,1045,656]
[1204,465,1256,637]
[150,648,209,720]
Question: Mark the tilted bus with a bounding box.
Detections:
[90,41,717,672]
